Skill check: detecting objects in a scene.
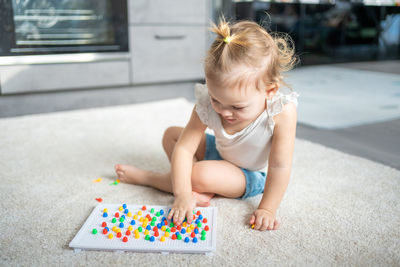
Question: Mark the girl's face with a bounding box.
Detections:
[206,78,270,126]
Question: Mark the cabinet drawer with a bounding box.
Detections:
[129,0,209,25]
[0,60,130,94]
[131,26,206,84]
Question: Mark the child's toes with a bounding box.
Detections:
[196,200,210,207]
[115,168,126,180]
[114,165,125,176]
[114,164,121,172]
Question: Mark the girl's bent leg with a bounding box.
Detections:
[162,126,207,162]
[115,160,247,199]
[114,164,213,206]
[191,160,247,198]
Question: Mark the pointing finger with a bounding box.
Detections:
[178,211,186,225]
[173,210,180,224]
[167,209,174,220]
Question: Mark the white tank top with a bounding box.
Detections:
[194,83,299,172]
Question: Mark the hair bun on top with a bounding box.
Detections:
[210,17,243,46]
[210,17,231,42]
[205,16,298,90]
[209,17,252,50]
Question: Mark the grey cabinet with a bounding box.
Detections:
[129,0,211,84]
[129,0,208,24]
[130,26,206,84]
[0,59,130,94]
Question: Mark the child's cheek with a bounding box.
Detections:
[235,113,247,122]
[211,102,219,113]
[238,109,259,122]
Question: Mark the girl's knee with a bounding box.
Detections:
[191,162,212,192]
[162,127,179,148]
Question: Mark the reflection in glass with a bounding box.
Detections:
[11,0,115,51]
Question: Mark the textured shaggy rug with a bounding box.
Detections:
[1,98,399,266]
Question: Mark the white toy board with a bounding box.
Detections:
[69,204,217,254]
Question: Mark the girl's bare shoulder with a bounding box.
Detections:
[273,102,297,129]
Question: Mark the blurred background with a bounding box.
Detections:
[233,0,400,64]
[0,0,399,168]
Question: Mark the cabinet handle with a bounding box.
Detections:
[154,34,186,40]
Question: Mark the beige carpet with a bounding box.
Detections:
[1,98,399,266]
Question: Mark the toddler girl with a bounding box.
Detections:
[115,18,298,231]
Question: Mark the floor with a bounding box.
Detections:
[0,60,399,170]
[295,60,400,170]
[296,118,400,170]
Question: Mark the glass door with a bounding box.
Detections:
[1,0,128,56]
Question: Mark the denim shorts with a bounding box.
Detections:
[203,134,266,199]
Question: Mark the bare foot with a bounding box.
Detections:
[192,191,214,207]
[114,164,149,185]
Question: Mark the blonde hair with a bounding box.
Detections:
[204,17,297,91]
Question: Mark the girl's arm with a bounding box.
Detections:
[250,102,297,231]
[168,107,207,225]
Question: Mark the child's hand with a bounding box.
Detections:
[167,192,196,225]
[249,208,280,231]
